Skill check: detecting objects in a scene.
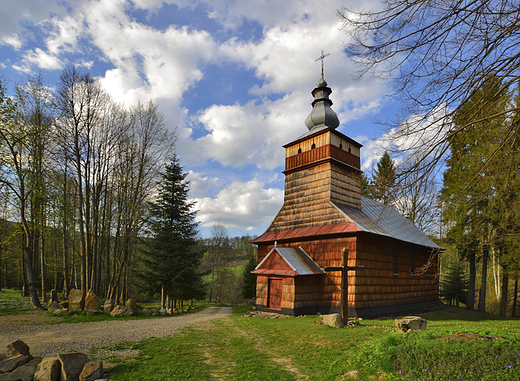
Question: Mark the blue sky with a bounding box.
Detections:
[0,0,403,238]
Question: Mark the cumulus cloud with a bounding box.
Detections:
[2,0,392,235]
[192,179,284,232]
[360,105,453,171]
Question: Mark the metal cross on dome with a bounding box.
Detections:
[315,50,330,78]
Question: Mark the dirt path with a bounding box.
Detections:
[0,307,232,357]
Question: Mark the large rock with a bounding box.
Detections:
[395,316,427,333]
[125,299,137,312]
[7,340,31,357]
[34,356,60,381]
[110,305,133,317]
[0,355,32,373]
[57,352,89,381]
[0,358,41,381]
[317,313,345,328]
[52,308,69,316]
[79,361,103,381]
[48,301,61,312]
[68,289,85,311]
[103,300,114,314]
[83,290,100,312]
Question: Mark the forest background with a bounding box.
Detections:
[2,32,520,315]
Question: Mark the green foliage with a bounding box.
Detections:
[439,261,469,306]
[81,305,520,380]
[371,151,396,205]
[241,252,257,299]
[136,155,204,302]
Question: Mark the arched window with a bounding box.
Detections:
[311,143,316,149]
[339,143,343,150]
[297,148,302,154]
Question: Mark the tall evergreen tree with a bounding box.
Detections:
[441,75,511,312]
[371,151,396,205]
[241,252,257,300]
[137,154,204,305]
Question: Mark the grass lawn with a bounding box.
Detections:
[95,305,520,381]
[2,289,520,380]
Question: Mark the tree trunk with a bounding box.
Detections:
[512,280,518,318]
[478,246,489,312]
[40,228,47,303]
[499,273,508,316]
[467,249,476,310]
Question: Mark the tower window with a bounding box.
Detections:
[298,148,302,154]
[348,147,351,153]
[311,143,316,149]
[339,143,343,150]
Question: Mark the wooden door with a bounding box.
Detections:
[268,278,282,310]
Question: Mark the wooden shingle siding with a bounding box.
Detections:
[255,234,438,313]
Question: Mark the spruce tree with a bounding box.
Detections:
[137,154,204,304]
[241,252,257,300]
[372,151,396,205]
[440,261,469,306]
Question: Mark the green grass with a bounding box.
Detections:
[0,289,33,315]
[96,305,520,381]
[4,289,520,380]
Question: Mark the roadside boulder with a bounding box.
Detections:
[159,308,167,316]
[141,308,152,316]
[125,299,137,312]
[0,355,32,373]
[316,313,345,328]
[103,300,114,314]
[83,290,100,312]
[110,305,133,317]
[79,360,103,381]
[7,340,31,357]
[34,356,60,381]
[1,358,41,381]
[68,289,85,311]
[395,316,427,333]
[57,352,89,381]
[47,301,60,313]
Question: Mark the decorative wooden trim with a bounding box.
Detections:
[284,144,360,173]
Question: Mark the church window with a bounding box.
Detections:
[298,148,302,154]
[348,147,351,153]
[339,143,343,150]
[311,143,316,149]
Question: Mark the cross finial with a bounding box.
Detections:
[315,50,330,78]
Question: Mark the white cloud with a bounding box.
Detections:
[360,105,453,171]
[186,170,220,198]
[14,48,64,73]
[193,179,283,232]
[0,0,63,42]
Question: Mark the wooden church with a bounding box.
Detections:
[251,70,441,318]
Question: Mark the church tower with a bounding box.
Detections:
[251,65,440,318]
[267,75,363,232]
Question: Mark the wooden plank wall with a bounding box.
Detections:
[269,162,359,232]
[256,234,439,311]
[353,234,439,309]
[285,131,361,158]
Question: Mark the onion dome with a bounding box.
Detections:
[304,76,340,130]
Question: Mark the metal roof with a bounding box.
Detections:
[253,246,324,276]
[251,198,440,250]
[332,197,440,249]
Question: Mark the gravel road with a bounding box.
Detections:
[0,306,232,357]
